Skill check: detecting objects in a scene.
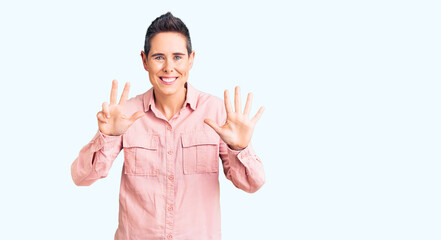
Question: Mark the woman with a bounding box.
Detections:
[71,12,265,240]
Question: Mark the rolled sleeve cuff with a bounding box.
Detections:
[90,131,121,152]
[227,144,257,168]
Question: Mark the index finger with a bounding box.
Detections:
[110,80,118,105]
[119,82,130,104]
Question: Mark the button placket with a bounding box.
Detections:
[165,122,175,237]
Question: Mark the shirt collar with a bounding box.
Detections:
[143,82,197,112]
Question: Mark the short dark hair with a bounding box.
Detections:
[144,12,192,56]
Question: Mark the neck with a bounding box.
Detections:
[154,87,187,121]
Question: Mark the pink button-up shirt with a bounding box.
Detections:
[71,84,265,240]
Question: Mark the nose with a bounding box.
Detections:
[163,59,174,73]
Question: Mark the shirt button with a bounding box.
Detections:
[168,206,173,211]
[167,234,173,239]
[168,175,174,181]
[167,125,172,131]
[167,150,173,155]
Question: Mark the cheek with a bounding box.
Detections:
[176,63,191,76]
[147,62,163,72]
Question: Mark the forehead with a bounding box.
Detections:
[149,32,187,54]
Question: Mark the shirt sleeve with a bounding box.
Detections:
[215,97,265,193]
[71,130,123,186]
[219,141,265,193]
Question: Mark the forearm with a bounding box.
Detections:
[71,131,122,186]
[223,144,265,193]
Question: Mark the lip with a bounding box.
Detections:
[159,77,178,85]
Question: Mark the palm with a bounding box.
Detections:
[204,86,264,150]
[97,80,144,136]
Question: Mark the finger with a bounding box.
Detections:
[243,92,253,116]
[96,112,108,123]
[234,86,241,113]
[102,102,110,118]
[129,111,145,123]
[119,82,130,105]
[110,80,118,105]
[204,119,223,135]
[251,106,265,124]
[224,90,233,113]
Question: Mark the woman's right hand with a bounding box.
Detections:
[97,80,145,136]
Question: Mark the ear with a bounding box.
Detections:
[188,51,195,70]
[140,51,149,72]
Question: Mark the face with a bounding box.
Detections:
[141,32,195,98]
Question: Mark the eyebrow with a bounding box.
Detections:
[151,52,186,57]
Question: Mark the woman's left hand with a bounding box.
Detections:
[204,86,264,150]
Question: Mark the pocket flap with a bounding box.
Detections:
[181,132,219,147]
[123,134,159,149]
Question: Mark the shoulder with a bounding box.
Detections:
[192,87,226,122]
[123,90,149,115]
[190,85,223,109]
[126,92,145,105]
[196,91,223,107]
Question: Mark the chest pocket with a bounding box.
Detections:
[123,134,159,176]
[181,132,219,174]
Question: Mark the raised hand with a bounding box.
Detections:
[204,86,264,150]
[96,80,145,136]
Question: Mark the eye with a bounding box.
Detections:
[174,56,182,60]
[155,56,164,60]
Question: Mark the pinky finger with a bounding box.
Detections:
[251,106,265,124]
[97,112,108,123]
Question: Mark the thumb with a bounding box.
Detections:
[129,111,145,123]
[204,119,223,135]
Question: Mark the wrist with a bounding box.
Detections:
[228,144,246,151]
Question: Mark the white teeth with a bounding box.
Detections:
[161,77,177,82]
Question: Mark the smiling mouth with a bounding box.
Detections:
[159,77,178,85]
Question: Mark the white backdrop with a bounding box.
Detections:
[1,0,440,239]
